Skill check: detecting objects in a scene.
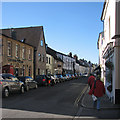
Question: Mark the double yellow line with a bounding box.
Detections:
[74,85,88,107]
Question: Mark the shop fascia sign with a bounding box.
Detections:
[8,59,23,63]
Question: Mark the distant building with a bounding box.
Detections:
[46,46,63,75]
[79,59,90,75]
[1,34,34,78]
[2,26,46,78]
[56,52,75,75]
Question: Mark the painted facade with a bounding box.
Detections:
[99,0,120,104]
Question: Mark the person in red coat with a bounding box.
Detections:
[89,75,105,110]
[88,74,95,89]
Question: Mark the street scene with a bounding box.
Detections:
[2,77,120,119]
[0,0,120,119]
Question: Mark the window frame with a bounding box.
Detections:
[40,40,43,47]
[22,46,26,59]
[15,44,19,58]
[7,41,12,57]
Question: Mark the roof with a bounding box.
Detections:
[2,26,44,50]
[78,59,89,67]
[101,1,106,21]
[46,47,63,62]
[0,33,35,48]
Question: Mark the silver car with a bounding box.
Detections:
[0,73,25,97]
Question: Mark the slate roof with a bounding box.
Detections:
[79,59,89,67]
[2,26,44,50]
[0,33,35,48]
[46,46,63,62]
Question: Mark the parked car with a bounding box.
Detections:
[35,75,53,86]
[56,74,64,83]
[67,74,72,80]
[35,75,48,86]
[82,73,88,77]
[0,73,25,97]
[51,75,57,84]
[17,76,38,91]
[53,75,60,83]
[46,75,55,86]
[71,74,75,79]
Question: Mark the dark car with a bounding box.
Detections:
[46,75,55,86]
[17,76,38,91]
[35,75,48,86]
[0,73,25,97]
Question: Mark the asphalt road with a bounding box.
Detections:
[2,77,88,119]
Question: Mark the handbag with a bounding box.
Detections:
[92,80,97,101]
[92,94,97,101]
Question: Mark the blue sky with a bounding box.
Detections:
[2,2,104,64]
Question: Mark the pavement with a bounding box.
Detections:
[81,87,120,110]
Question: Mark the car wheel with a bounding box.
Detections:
[3,88,9,97]
[26,85,29,91]
[20,86,25,94]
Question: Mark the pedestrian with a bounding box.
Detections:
[88,73,95,89]
[88,75,105,111]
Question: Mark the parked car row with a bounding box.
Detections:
[0,73,38,98]
[0,73,83,98]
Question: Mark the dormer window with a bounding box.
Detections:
[21,38,26,43]
[21,39,24,42]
